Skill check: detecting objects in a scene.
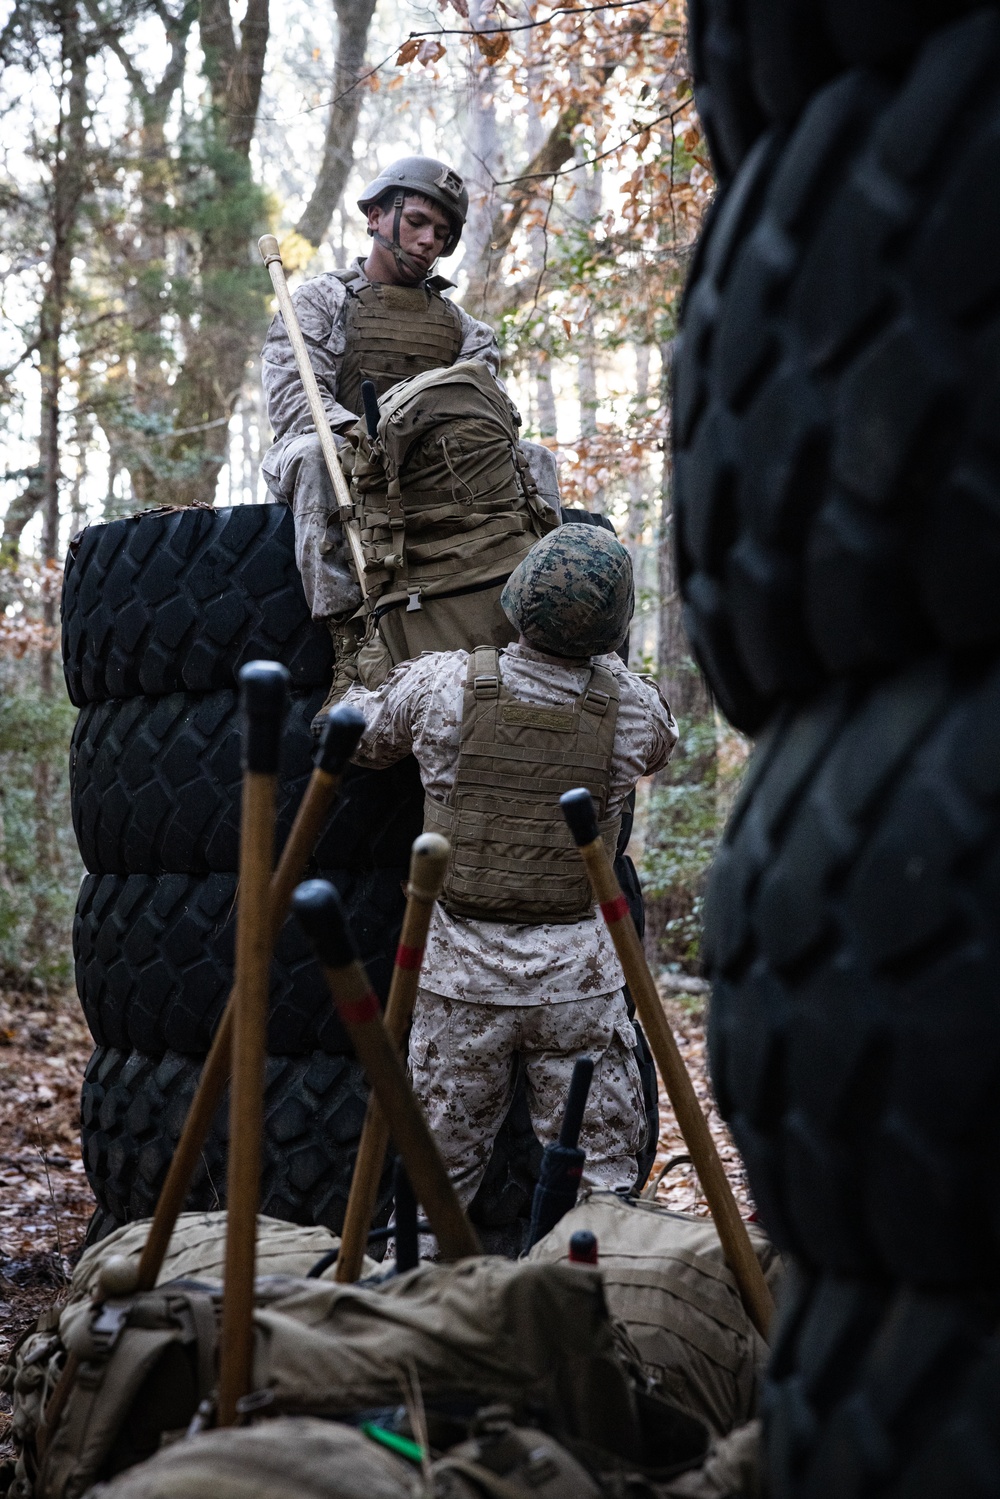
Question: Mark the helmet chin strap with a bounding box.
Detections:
[371,191,438,281]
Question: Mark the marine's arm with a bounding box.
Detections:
[338,654,443,769]
[261,275,359,440]
[453,303,502,380]
[637,676,680,777]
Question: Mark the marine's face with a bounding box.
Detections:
[368,193,453,276]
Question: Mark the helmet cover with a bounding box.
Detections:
[501,524,635,658]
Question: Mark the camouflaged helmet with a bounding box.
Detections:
[501,524,635,658]
[357,157,468,255]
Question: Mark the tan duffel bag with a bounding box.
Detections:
[527,1193,783,1439]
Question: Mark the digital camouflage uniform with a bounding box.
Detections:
[341,529,678,1206]
[260,263,561,623]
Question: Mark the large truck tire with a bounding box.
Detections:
[74,868,409,1058]
[71,687,424,875]
[80,1045,392,1234]
[676,11,1000,732]
[764,1266,1000,1497]
[62,503,332,706]
[703,653,1000,1285]
[689,0,989,180]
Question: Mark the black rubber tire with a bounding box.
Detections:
[80,1044,393,1233]
[61,503,332,707]
[688,0,990,180]
[74,868,408,1057]
[70,687,425,876]
[704,653,1000,1285]
[764,1265,1000,1498]
[675,11,1000,732]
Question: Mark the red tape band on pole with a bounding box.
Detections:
[394,943,425,972]
[600,894,630,925]
[339,990,381,1026]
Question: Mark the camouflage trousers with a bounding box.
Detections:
[408,988,646,1208]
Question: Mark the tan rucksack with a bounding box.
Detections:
[6,1235,708,1499]
[334,362,558,693]
[527,1193,783,1438]
[82,1414,603,1499]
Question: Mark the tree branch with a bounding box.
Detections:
[295,0,377,248]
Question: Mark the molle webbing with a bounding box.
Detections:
[349,362,553,617]
[338,279,462,417]
[424,647,621,924]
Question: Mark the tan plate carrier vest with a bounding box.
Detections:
[424,647,622,924]
[335,268,463,417]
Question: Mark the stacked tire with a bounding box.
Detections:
[65,502,412,1237]
[677,8,1000,1494]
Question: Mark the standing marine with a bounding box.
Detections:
[339,525,679,1205]
[261,156,561,709]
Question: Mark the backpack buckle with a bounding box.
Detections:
[474,674,500,700]
[583,688,610,716]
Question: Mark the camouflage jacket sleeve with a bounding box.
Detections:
[261,274,358,441]
[338,652,466,796]
[454,303,502,379]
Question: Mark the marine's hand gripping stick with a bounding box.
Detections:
[134,700,365,1299]
[335,832,451,1283]
[258,234,369,598]
[293,879,481,1264]
[560,788,776,1340]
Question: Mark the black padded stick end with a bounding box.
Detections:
[314,703,365,775]
[558,1057,594,1149]
[360,379,379,440]
[240,661,290,774]
[560,788,599,847]
[292,879,358,968]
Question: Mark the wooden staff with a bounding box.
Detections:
[560,788,775,1340]
[293,879,480,1263]
[258,234,368,597]
[218,662,290,1425]
[134,704,366,1296]
[336,833,450,1283]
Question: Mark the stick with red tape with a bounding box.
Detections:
[335,833,451,1283]
[560,788,775,1340]
[293,876,480,1266]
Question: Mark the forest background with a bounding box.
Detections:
[0,0,747,992]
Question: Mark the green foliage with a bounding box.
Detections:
[0,667,81,990]
[641,715,747,972]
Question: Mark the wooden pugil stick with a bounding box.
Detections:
[293,879,481,1264]
[336,833,450,1283]
[258,234,369,597]
[134,705,365,1296]
[217,662,289,1426]
[560,788,775,1340]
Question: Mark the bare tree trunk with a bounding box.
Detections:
[657,342,711,723]
[536,360,557,440]
[460,0,503,318]
[295,0,378,249]
[38,1,88,696]
[626,345,652,664]
[576,139,603,510]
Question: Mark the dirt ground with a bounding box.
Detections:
[0,990,95,1363]
[0,983,751,1459]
